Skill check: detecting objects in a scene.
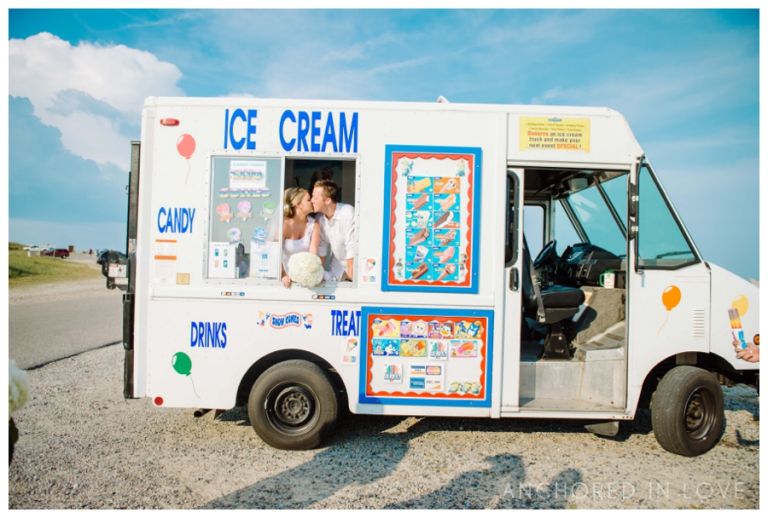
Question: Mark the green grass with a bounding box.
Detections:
[8,248,101,287]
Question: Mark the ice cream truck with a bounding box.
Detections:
[110,96,758,457]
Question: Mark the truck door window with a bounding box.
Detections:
[523,205,545,258]
[637,164,698,269]
[553,200,581,255]
[601,175,628,228]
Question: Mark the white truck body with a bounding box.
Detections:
[116,96,758,455]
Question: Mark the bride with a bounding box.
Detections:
[278,187,324,288]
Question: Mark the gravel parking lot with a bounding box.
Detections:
[8,343,759,509]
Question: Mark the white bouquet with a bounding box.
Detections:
[287,252,324,288]
[9,359,29,415]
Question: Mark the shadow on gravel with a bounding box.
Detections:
[203,413,586,509]
[202,414,427,509]
[735,430,759,448]
[202,409,652,509]
[214,404,655,442]
[385,454,582,509]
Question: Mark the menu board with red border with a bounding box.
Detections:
[381,145,482,294]
[359,306,494,407]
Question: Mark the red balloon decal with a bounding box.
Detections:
[177,134,196,159]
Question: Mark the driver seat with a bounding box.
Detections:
[522,238,585,359]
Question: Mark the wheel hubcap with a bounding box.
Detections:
[684,387,715,441]
[277,389,311,425]
[266,384,317,434]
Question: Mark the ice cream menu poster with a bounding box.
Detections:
[358,307,494,408]
[381,145,482,293]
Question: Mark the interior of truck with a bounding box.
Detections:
[513,167,630,410]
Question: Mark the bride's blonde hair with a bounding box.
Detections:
[283,187,308,218]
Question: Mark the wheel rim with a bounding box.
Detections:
[265,383,318,435]
[683,386,717,441]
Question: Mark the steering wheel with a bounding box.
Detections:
[533,239,558,269]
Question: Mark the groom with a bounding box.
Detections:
[310,179,356,282]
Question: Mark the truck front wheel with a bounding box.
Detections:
[247,359,338,450]
[650,366,724,457]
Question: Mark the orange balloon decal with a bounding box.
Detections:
[661,285,681,311]
[658,285,681,335]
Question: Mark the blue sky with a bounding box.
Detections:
[6,9,760,280]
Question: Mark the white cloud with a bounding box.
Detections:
[9,32,184,170]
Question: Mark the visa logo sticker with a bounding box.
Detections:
[410,365,427,376]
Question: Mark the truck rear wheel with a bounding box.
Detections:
[247,359,338,450]
[650,366,724,457]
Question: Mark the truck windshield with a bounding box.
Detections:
[560,175,627,257]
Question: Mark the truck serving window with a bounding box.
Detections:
[206,156,358,285]
[637,163,698,269]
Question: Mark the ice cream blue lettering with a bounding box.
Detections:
[279,110,358,153]
[223,108,258,150]
[279,110,296,150]
[339,112,358,153]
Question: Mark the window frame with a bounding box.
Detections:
[636,161,701,271]
[203,154,361,287]
[505,171,520,266]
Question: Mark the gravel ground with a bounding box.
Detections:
[8,344,759,509]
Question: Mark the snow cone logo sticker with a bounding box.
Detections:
[257,311,313,330]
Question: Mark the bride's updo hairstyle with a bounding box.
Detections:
[283,187,307,218]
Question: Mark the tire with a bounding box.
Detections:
[247,359,338,450]
[651,366,724,457]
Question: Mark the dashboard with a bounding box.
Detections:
[557,242,624,287]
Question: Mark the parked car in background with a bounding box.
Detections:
[42,248,70,258]
[97,249,127,277]
[97,249,127,265]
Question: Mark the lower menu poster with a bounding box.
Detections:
[359,306,494,407]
